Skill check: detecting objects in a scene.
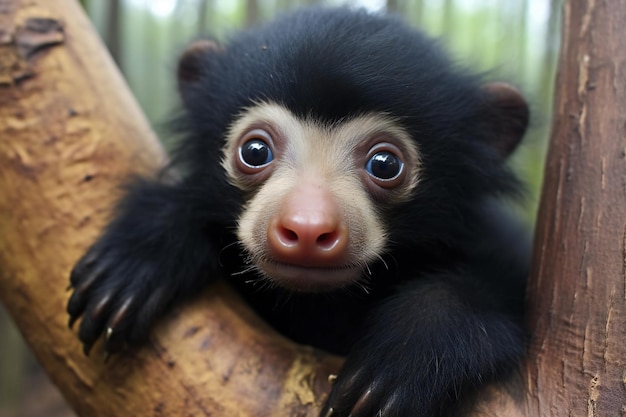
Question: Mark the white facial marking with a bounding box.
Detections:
[221,102,421,291]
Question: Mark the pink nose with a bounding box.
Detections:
[266,184,349,266]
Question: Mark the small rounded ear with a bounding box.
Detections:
[177,40,223,106]
[480,82,529,159]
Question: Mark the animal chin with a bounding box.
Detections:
[258,259,361,292]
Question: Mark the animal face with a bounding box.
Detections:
[222,102,421,291]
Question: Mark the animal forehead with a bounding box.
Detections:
[225,102,418,167]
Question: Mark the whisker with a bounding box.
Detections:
[355,280,371,295]
[375,254,389,271]
[218,240,242,267]
[231,265,257,276]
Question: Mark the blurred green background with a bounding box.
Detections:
[0,1,560,416]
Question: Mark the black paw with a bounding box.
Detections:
[67,241,173,357]
[320,350,425,417]
[319,311,524,417]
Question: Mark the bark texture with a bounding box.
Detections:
[524,1,626,415]
[475,1,626,415]
[0,1,339,416]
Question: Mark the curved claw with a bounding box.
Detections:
[82,339,95,356]
[102,327,123,360]
[69,249,101,288]
[66,291,86,321]
[349,387,375,417]
[108,296,134,330]
[74,264,108,295]
[76,291,117,356]
[377,392,399,417]
[79,298,131,358]
[101,296,135,354]
[67,264,110,321]
[91,292,113,320]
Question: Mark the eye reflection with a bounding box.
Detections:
[240,139,274,167]
[366,151,403,180]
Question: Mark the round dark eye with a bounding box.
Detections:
[365,151,403,180]
[240,139,274,167]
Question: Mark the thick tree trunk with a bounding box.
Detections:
[473,1,626,416]
[0,1,339,416]
[523,1,626,415]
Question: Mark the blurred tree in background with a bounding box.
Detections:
[0,1,560,416]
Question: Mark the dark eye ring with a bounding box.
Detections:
[365,149,404,182]
[238,129,274,169]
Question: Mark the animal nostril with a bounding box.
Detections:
[316,232,339,250]
[317,233,330,243]
[279,227,299,245]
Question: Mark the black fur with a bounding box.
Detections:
[68,8,529,417]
